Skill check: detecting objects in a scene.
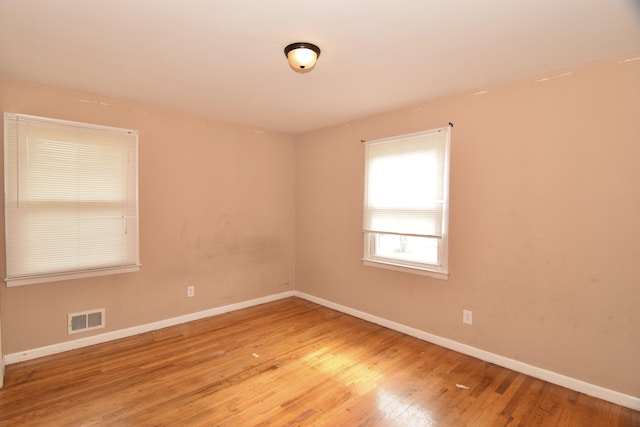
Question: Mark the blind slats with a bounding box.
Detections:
[4,113,139,284]
[363,127,449,237]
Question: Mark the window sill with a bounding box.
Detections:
[5,265,141,287]
[362,259,448,280]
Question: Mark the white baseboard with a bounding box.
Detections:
[3,291,295,366]
[3,289,638,410]
[293,291,640,411]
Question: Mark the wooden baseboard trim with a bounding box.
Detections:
[293,291,640,411]
[3,291,295,366]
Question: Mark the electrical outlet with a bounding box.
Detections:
[463,309,473,325]
[187,285,195,297]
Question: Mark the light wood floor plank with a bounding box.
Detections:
[0,297,637,426]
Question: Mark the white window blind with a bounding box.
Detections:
[363,125,451,277]
[4,113,140,286]
[364,127,449,237]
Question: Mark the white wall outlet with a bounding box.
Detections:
[187,285,195,297]
[463,309,473,325]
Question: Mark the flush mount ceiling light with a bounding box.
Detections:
[284,42,321,73]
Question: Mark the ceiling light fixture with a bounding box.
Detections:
[284,42,321,73]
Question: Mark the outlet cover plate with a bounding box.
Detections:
[463,309,473,325]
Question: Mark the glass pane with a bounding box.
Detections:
[374,234,439,265]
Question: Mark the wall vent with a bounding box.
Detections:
[68,309,105,334]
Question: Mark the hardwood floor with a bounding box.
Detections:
[1,297,637,426]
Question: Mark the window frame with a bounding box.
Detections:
[362,125,451,279]
[3,113,140,286]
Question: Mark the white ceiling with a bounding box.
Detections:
[1,0,639,134]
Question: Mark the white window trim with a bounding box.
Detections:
[362,232,449,280]
[362,260,449,280]
[7,265,141,287]
[362,125,451,279]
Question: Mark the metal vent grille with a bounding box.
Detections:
[68,309,105,334]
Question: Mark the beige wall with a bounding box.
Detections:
[295,54,640,397]
[0,78,296,354]
[0,298,3,387]
[1,53,638,398]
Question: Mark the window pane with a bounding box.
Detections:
[362,125,450,276]
[374,234,439,265]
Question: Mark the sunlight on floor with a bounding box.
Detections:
[301,347,436,425]
[376,389,435,427]
[302,348,383,394]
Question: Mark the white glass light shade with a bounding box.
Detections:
[284,42,321,73]
[287,48,318,70]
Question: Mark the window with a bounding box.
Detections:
[363,125,451,278]
[4,113,140,286]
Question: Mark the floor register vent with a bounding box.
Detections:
[68,309,105,334]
